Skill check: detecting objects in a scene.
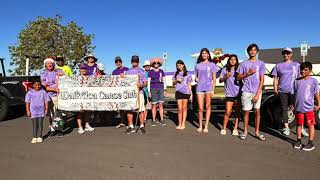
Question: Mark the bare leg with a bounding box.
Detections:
[152,104,157,122]
[177,100,183,128]
[223,101,234,130]
[159,103,164,121]
[127,112,133,126]
[181,99,188,129]
[254,109,261,136]
[204,93,211,131]
[197,94,204,131]
[243,111,250,135]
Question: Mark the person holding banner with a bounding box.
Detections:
[84,54,98,76]
[123,55,147,134]
[55,55,73,77]
[75,64,95,134]
[148,57,167,127]
[40,57,64,137]
[112,56,129,128]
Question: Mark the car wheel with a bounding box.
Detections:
[0,96,9,121]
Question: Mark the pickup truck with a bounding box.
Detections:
[0,58,39,121]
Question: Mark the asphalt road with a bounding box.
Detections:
[0,109,319,180]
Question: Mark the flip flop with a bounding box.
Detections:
[197,128,203,133]
[256,134,266,141]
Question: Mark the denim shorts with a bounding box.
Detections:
[151,88,164,104]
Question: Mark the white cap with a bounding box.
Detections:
[97,63,104,71]
[143,60,151,67]
[282,47,293,53]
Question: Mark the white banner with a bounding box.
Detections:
[57,75,139,111]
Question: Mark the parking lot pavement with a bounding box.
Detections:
[0,115,319,180]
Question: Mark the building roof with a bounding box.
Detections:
[259,46,320,64]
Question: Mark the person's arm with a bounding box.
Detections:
[188,83,193,102]
[253,64,265,102]
[273,76,279,95]
[314,92,320,111]
[26,102,31,117]
[148,77,151,93]
[212,72,216,95]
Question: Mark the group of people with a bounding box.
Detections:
[25,44,320,152]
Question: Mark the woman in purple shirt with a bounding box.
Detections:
[194,48,217,133]
[173,60,192,130]
[219,55,241,136]
[148,57,167,126]
[84,54,98,76]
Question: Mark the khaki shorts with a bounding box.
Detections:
[241,92,262,111]
[136,94,145,112]
[48,96,58,117]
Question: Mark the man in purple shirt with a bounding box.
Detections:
[112,56,129,75]
[272,47,300,136]
[236,44,266,141]
[123,55,147,134]
[293,62,320,151]
[40,58,64,137]
[112,56,129,129]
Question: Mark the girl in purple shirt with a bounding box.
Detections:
[84,54,98,76]
[25,81,49,143]
[173,60,192,130]
[194,48,217,133]
[219,55,241,136]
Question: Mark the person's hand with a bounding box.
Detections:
[27,111,31,117]
[189,94,193,103]
[120,74,125,78]
[57,72,64,76]
[274,90,279,96]
[55,88,60,93]
[225,72,232,78]
[148,92,152,98]
[247,68,256,76]
[164,91,167,97]
[314,105,320,111]
[45,109,48,115]
[177,77,182,83]
[252,94,259,103]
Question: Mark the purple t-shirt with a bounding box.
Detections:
[125,67,147,94]
[86,64,97,76]
[220,68,242,97]
[173,72,192,94]
[236,59,266,94]
[112,67,129,75]
[40,69,63,97]
[271,61,300,94]
[25,89,50,118]
[194,62,218,92]
[294,77,319,113]
[149,69,165,89]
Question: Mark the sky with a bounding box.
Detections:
[1,0,319,74]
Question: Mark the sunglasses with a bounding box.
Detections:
[154,62,161,65]
[131,60,139,63]
[115,60,122,63]
[282,51,292,55]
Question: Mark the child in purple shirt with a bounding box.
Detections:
[271,47,300,136]
[84,54,98,76]
[25,81,49,143]
[194,48,217,133]
[172,60,192,130]
[148,57,167,127]
[293,62,320,151]
[219,55,241,136]
[236,44,266,141]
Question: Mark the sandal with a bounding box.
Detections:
[240,133,247,140]
[255,134,266,141]
[203,129,208,133]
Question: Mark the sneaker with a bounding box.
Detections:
[125,127,136,134]
[37,137,43,143]
[49,130,56,137]
[220,129,227,135]
[302,128,309,137]
[151,121,157,127]
[139,127,146,134]
[31,138,37,144]
[78,128,85,134]
[282,127,290,136]
[232,130,239,136]
[160,120,166,126]
[293,141,302,149]
[302,143,315,151]
[116,123,126,128]
[84,124,95,132]
[57,132,64,138]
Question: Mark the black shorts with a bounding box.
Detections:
[175,91,191,100]
[225,96,240,103]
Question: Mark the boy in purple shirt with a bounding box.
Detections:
[293,62,320,151]
[148,57,167,127]
[219,54,241,136]
[112,56,129,128]
[173,60,192,130]
[194,48,218,133]
[123,55,147,134]
[236,44,266,141]
[25,81,49,143]
[272,47,300,136]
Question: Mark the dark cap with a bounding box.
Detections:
[79,64,88,70]
[131,55,139,62]
[56,55,64,61]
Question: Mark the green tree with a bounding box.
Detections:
[9,15,95,75]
